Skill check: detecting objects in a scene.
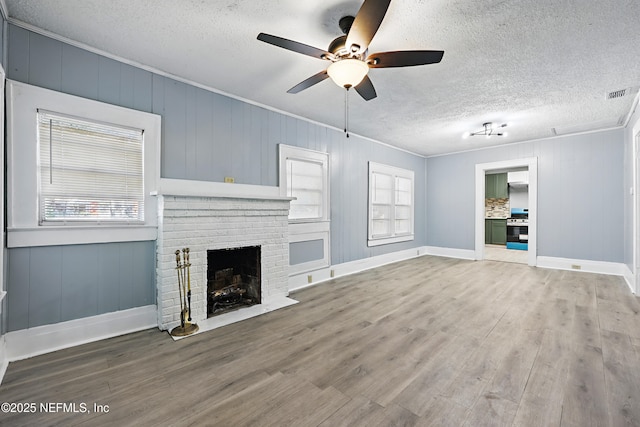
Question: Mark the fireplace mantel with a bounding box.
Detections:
[155,178,294,202]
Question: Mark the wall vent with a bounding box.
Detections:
[606,86,638,100]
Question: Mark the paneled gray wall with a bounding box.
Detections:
[290,240,324,266]
[427,129,625,262]
[7,242,155,331]
[5,24,427,331]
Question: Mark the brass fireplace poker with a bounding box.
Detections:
[171,248,199,337]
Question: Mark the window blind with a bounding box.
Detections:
[286,158,323,220]
[37,111,144,223]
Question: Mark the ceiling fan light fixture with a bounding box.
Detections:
[327,59,369,88]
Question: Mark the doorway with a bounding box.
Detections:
[475,158,538,266]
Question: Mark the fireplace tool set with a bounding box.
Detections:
[171,248,199,337]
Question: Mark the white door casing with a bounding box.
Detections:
[475,157,538,266]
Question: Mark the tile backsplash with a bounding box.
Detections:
[485,198,509,218]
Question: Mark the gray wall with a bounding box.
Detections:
[427,129,625,262]
[4,24,427,331]
[290,240,324,266]
[7,242,155,331]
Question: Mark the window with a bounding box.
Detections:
[6,80,160,247]
[279,145,329,222]
[279,145,330,274]
[368,162,414,246]
[286,157,324,220]
[38,111,144,224]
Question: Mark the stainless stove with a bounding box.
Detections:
[506,217,528,226]
[506,208,528,250]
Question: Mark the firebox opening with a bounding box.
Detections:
[207,246,261,318]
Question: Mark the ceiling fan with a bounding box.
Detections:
[257,0,444,101]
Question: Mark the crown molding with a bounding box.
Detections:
[0,0,8,20]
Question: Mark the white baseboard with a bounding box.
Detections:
[0,335,8,385]
[4,305,157,363]
[289,246,430,291]
[537,256,630,278]
[289,247,634,296]
[622,264,636,294]
[423,246,477,260]
[288,245,483,292]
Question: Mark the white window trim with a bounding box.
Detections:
[278,144,330,273]
[288,226,331,275]
[368,161,415,247]
[278,144,330,223]
[6,80,161,247]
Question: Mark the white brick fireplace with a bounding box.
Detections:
[156,179,295,332]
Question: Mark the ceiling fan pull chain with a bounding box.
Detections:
[344,87,350,138]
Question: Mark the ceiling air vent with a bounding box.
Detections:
[606,86,638,100]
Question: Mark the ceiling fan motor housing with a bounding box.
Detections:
[329,16,364,59]
[328,35,347,56]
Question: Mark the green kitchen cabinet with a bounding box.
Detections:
[485,219,507,245]
[485,220,491,244]
[496,173,508,198]
[485,173,508,199]
[491,219,507,245]
[485,174,492,197]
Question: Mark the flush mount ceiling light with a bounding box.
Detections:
[462,122,508,139]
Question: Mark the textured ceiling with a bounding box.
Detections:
[5,0,640,156]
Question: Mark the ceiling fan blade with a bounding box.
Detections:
[287,70,330,94]
[345,0,392,55]
[257,33,334,60]
[354,75,377,101]
[366,50,444,68]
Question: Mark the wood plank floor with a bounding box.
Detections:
[1,256,639,426]
[484,244,528,264]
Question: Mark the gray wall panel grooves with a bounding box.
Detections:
[5,242,156,332]
[29,247,62,328]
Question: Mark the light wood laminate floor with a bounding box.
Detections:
[1,256,639,426]
[484,244,528,264]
